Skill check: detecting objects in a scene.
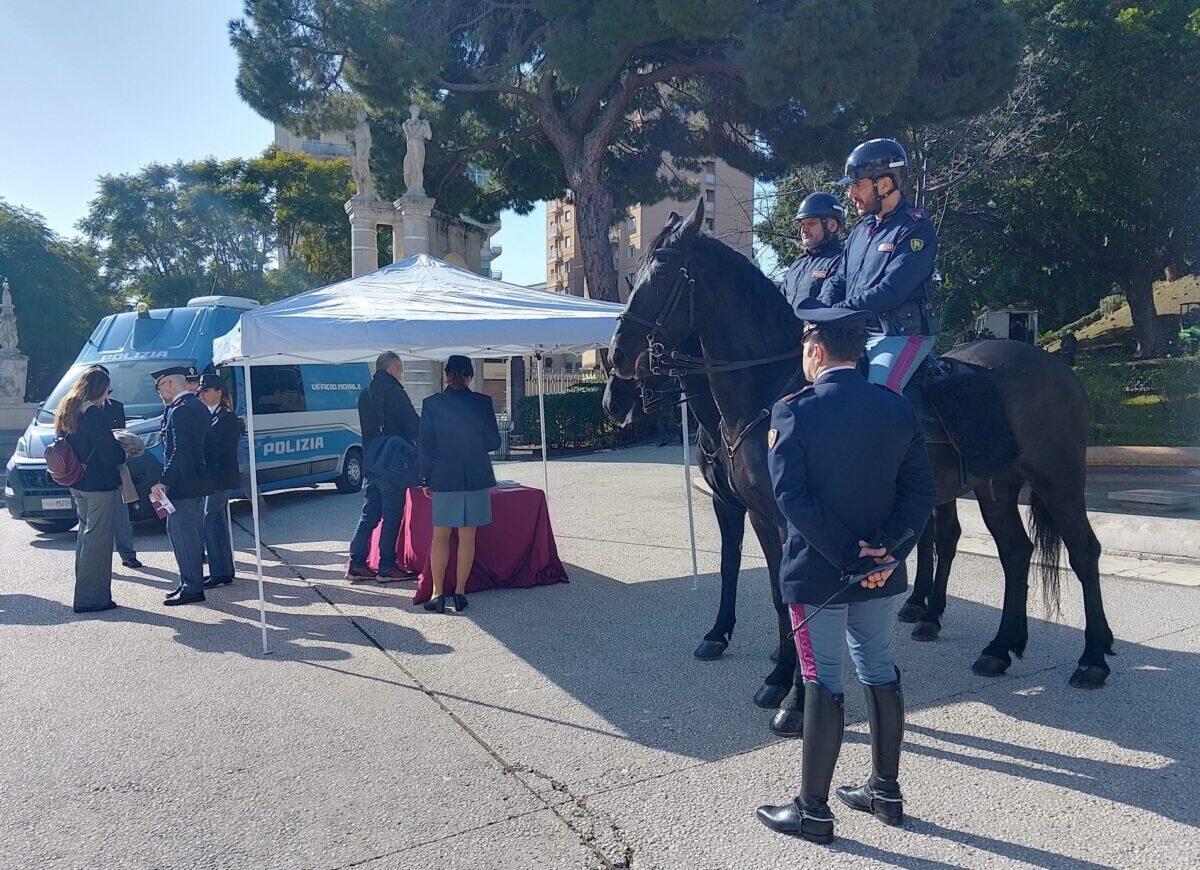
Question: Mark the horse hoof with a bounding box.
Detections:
[770,707,804,739]
[754,684,790,709]
[1069,665,1109,689]
[911,622,941,642]
[694,640,728,661]
[897,603,923,624]
[971,654,1010,677]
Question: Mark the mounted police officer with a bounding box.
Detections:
[780,192,845,314]
[756,299,935,844]
[820,138,939,393]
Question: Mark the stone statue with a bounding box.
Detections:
[402,104,432,198]
[350,107,377,200]
[0,279,19,354]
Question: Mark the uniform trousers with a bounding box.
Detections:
[166,496,206,596]
[866,334,935,393]
[70,488,117,611]
[204,489,235,580]
[789,596,900,697]
[112,492,136,561]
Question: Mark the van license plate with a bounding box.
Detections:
[41,498,74,510]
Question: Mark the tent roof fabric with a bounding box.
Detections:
[213,254,624,365]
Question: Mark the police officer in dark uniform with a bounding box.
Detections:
[820,138,939,393]
[780,192,846,314]
[756,299,935,844]
[149,365,214,607]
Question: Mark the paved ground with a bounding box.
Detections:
[2,445,1198,869]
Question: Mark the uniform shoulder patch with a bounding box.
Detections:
[768,428,779,449]
[909,238,924,252]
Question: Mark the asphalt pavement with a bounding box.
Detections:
[1,445,1197,869]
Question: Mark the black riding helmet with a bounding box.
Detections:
[837,138,908,187]
[793,192,847,225]
[793,192,846,248]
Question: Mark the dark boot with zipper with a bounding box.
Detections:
[836,670,905,826]
[756,682,845,843]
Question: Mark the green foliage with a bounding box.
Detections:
[1076,358,1200,447]
[0,203,117,399]
[232,0,1021,300]
[79,150,351,307]
[511,381,662,449]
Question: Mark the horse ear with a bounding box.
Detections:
[675,197,706,243]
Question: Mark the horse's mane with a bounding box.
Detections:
[689,233,801,347]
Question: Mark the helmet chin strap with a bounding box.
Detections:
[868,178,901,216]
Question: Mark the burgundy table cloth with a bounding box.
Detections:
[368,485,568,604]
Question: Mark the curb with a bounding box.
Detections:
[1087,446,1200,468]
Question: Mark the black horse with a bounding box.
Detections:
[610,199,1115,694]
[602,346,760,664]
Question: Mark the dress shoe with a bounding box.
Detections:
[836,672,905,826]
[203,575,235,589]
[423,595,446,613]
[377,567,419,583]
[164,591,206,607]
[164,586,183,601]
[121,556,144,569]
[453,593,469,612]
[345,564,377,583]
[74,601,118,614]
[755,800,834,844]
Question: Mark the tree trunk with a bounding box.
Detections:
[572,170,619,303]
[1123,276,1166,358]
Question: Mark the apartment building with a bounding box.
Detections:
[546,157,755,302]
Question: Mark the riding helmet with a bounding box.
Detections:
[838,138,908,187]
[793,192,846,226]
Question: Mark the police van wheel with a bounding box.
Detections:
[27,518,78,534]
[336,449,364,493]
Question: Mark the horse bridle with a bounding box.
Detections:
[616,247,805,378]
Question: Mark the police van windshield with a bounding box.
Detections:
[36,359,196,424]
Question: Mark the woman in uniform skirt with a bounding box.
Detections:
[418,356,501,613]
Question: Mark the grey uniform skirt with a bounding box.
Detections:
[431,488,493,528]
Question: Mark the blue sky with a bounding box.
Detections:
[0,0,548,286]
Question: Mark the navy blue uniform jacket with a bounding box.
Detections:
[159,392,213,500]
[820,196,937,336]
[207,406,242,491]
[418,389,501,492]
[780,238,843,315]
[768,368,935,605]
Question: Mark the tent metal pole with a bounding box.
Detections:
[681,397,699,591]
[242,360,270,655]
[536,354,549,495]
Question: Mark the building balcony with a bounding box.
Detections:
[302,141,352,157]
[489,244,502,258]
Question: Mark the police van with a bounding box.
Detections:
[5,296,368,533]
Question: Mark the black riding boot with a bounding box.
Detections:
[836,672,905,826]
[756,682,845,844]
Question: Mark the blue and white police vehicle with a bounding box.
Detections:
[5,296,368,533]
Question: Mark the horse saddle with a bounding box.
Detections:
[904,355,1021,482]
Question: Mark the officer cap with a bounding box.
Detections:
[794,298,872,332]
[197,373,226,391]
[838,138,908,187]
[150,365,197,383]
[793,192,846,225]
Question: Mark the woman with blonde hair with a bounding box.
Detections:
[56,366,127,613]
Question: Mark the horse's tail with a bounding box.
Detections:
[1028,490,1062,616]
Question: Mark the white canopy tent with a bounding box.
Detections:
[211,255,700,654]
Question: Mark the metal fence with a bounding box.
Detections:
[523,370,604,396]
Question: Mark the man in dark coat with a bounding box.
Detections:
[346,351,421,582]
[756,300,934,844]
[91,365,141,569]
[197,373,242,589]
[149,365,214,606]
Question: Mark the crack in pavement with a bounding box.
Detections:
[235,518,633,870]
